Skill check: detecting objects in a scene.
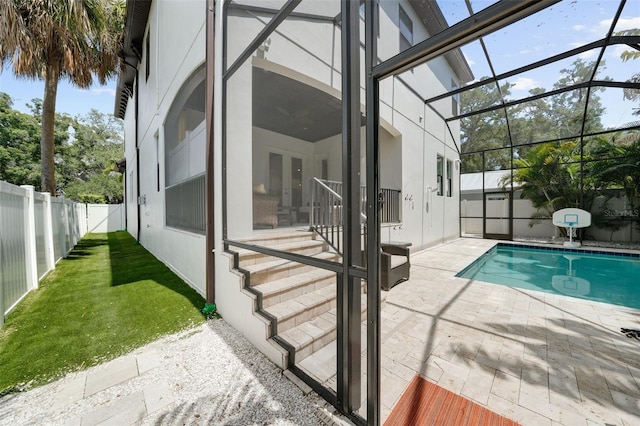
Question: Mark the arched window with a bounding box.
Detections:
[164,65,206,234]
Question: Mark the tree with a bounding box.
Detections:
[617,29,640,117]
[460,79,514,172]
[0,93,41,186]
[461,59,608,173]
[549,58,606,135]
[502,141,597,231]
[0,0,125,195]
[0,93,123,202]
[60,109,124,203]
[589,131,640,230]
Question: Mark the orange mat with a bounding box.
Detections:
[384,375,520,426]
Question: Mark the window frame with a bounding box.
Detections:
[145,28,151,81]
[436,154,444,196]
[446,159,453,197]
[399,6,413,52]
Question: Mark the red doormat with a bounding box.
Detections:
[384,375,520,426]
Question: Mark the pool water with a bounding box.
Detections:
[457,244,640,309]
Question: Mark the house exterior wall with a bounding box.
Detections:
[122,0,207,296]
[119,0,465,364]
[224,2,462,248]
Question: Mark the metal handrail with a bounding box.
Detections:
[310,177,344,253]
[310,178,401,254]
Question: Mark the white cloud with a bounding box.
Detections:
[610,44,629,58]
[578,50,597,60]
[75,86,116,97]
[601,16,640,32]
[572,24,586,31]
[511,77,538,91]
[568,42,587,49]
[567,42,598,60]
[599,18,614,31]
[91,87,116,97]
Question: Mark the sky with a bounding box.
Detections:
[0,71,118,118]
[439,0,640,130]
[0,0,637,127]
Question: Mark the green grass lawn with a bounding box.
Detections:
[0,231,206,395]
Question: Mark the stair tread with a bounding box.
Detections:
[282,291,388,373]
[235,230,315,243]
[278,310,337,350]
[277,290,387,352]
[256,268,336,296]
[266,284,336,320]
[243,251,339,274]
[236,239,325,257]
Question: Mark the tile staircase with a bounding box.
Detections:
[233,229,382,387]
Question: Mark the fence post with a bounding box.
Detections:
[61,196,71,255]
[42,192,56,273]
[21,185,39,290]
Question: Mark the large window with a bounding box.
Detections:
[446,159,452,197]
[399,6,413,51]
[145,28,150,81]
[436,154,444,196]
[164,66,206,234]
[451,79,459,117]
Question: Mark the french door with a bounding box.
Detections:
[269,152,303,211]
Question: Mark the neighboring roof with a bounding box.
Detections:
[460,170,513,193]
[410,1,474,84]
[114,0,152,119]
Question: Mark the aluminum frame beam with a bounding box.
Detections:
[371,0,560,79]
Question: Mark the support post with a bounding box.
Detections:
[338,0,362,414]
[21,185,39,290]
[42,192,56,273]
[365,0,381,423]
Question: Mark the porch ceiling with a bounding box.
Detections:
[252,67,364,143]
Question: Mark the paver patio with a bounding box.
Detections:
[379,238,640,425]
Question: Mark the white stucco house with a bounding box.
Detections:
[114,0,472,422]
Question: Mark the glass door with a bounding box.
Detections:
[269,152,304,225]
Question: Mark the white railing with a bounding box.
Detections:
[0,181,88,326]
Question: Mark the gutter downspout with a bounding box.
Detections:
[205,0,216,304]
[135,68,141,243]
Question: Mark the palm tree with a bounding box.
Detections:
[0,0,124,195]
[501,141,597,233]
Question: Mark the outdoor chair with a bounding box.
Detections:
[380,242,411,291]
[253,193,279,228]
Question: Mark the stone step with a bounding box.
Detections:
[278,291,382,364]
[266,283,337,334]
[235,230,316,247]
[237,239,328,266]
[265,279,368,334]
[243,251,340,286]
[259,268,337,308]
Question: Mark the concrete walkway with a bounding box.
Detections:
[3,238,639,425]
[0,319,341,426]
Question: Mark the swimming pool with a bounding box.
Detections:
[457,243,640,309]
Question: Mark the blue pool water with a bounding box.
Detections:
[457,244,640,309]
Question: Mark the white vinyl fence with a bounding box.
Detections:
[0,180,124,326]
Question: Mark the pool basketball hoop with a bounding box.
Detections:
[552,208,591,248]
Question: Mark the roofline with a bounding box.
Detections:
[410,1,474,84]
[113,1,475,118]
[114,0,152,118]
